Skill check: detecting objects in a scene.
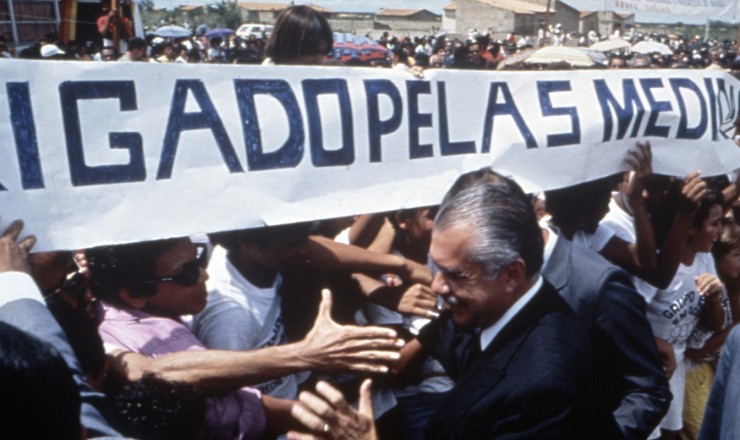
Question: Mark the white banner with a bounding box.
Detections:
[605,0,736,21]
[2,59,740,251]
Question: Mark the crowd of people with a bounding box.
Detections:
[3,4,740,73]
[3,4,740,440]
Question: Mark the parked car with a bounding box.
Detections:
[236,23,273,40]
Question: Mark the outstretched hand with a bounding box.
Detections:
[299,289,404,374]
[0,219,36,274]
[288,379,377,440]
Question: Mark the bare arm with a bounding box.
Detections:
[601,143,657,273]
[624,142,657,271]
[654,337,676,379]
[348,214,387,249]
[686,322,739,361]
[303,236,432,285]
[610,170,705,289]
[645,172,706,288]
[108,291,404,393]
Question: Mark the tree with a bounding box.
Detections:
[137,0,155,12]
[207,0,241,29]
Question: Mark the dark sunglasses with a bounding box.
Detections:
[141,244,208,287]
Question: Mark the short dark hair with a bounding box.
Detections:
[692,187,724,229]
[545,175,619,230]
[87,238,185,304]
[265,5,333,64]
[128,37,147,51]
[113,373,207,439]
[0,321,81,439]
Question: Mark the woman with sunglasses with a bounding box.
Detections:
[87,236,404,439]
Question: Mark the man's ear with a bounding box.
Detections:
[120,288,148,309]
[501,259,527,290]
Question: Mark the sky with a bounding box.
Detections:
[151,0,738,25]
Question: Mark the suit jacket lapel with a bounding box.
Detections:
[436,285,555,434]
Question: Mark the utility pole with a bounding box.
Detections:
[543,0,552,46]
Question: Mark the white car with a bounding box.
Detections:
[236,24,273,40]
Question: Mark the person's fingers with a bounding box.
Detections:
[340,324,399,340]
[316,381,352,413]
[316,288,333,321]
[358,379,375,420]
[413,296,438,308]
[291,402,328,433]
[17,235,36,254]
[683,178,707,201]
[419,308,440,319]
[343,362,390,374]
[3,219,23,241]
[298,390,337,420]
[624,156,640,172]
[341,349,402,366]
[286,432,321,440]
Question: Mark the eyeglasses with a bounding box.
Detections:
[142,260,202,287]
[141,244,208,287]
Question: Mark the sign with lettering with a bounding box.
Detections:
[2,60,740,250]
[605,0,736,20]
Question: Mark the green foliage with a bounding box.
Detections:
[207,0,241,30]
[137,0,154,12]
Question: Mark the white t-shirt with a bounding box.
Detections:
[646,252,717,361]
[646,251,716,433]
[191,245,303,400]
[570,224,615,253]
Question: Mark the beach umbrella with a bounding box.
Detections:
[524,46,600,67]
[590,39,631,52]
[205,28,234,39]
[496,48,536,70]
[152,25,192,38]
[631,40,672,55]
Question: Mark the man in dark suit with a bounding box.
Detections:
[417,181,597,439]
[443,167,670,439]
[542,228,671,439]
[289,180,597,440]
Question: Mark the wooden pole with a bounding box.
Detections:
[111,0,120,54]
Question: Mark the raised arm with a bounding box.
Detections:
[302,236,432,285]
